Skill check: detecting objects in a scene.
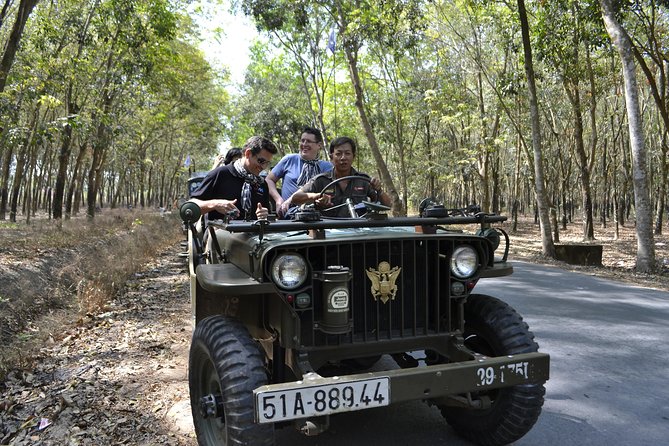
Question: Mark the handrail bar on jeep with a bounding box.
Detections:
[212,214,507,234]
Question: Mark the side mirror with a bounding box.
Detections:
[180,201,201,224]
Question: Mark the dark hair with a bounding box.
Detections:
[302,126,323,143]
[244,136,278,155]
[223,148,242,165]
[329,136,357,155]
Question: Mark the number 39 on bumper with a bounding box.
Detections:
[254,377,390,423]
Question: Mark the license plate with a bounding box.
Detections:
[255,377,390,423]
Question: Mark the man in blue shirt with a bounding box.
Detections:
[265,127,332,218]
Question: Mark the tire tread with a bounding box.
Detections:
[189,315,274,446]
[440,294,545,446]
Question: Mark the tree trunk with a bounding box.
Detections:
[52,109,76,220]
[0,0,39,93]
[565,82,596,240]
[65,142,88,218]
[9,143,28,222]
[87,94,113,219]
[512,133,521,232]
[0,143,13,219]
[0,0,13,30]
[517,0,555,258]
[654,136,667,235]
[600,0,656,272]
[334,10,402,215]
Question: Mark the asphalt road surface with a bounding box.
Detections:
[275,261,669,445]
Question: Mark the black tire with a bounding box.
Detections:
[189,315,274,445]
[439,294,545,446]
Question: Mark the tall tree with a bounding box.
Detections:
[599,0,655,272]
[517,0,555,258]
[49,0,99,219]
[0,0,40,219]
[626,2,669,235]
[0,0,39,93]
[241,1,334,146]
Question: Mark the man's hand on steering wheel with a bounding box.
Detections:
[369,177,383,194]
[313,193,332,209]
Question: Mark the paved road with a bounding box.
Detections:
[275,261,669,445]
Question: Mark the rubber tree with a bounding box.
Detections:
[0,0,39,93]
[626,3,669,235]
[326,0,430,215]
[599,0,656,272]
[517,0,555,258]
[51,1,100,219]
[240,1,336,152]
[0,0,40,219]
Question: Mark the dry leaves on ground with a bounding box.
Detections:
[0,248,196,445]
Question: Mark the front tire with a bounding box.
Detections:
[189,315,274,445]
[439,294,545,446]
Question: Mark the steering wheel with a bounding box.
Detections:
[317,175,390,217]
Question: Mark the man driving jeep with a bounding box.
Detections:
[290,136,391,217]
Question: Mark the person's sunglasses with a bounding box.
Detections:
[300,138,318,144]
[256,156,270,167]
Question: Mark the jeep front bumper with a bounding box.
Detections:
[254,351,549,423]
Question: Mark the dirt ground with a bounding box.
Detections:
[0,215,667,445]
[0,246,197,445]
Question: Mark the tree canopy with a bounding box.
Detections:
[1,0,666,271]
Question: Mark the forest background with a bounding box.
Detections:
[0,0,668,272]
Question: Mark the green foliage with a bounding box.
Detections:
[0,0,229,219]
[534,0,608,76]
[2,0,668,235]
[242,0,313,32]
[228,43,312,151]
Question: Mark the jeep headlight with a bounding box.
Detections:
[451,246,478,279]
[271,253,308,290]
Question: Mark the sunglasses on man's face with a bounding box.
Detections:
[300,138,318,145]
[256,156,270,167]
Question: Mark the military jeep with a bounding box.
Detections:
[180,192,550,446]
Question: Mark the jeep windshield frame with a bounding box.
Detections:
[213,214,507,234]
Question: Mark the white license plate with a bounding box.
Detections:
[255,377,390,423]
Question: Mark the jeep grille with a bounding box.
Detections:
[269,236,490,348]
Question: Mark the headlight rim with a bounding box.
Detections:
[451,245,479,279]
[271,252,309,290]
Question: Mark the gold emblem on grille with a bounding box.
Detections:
[365,261,402,304]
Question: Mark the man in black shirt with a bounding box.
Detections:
[290,136,392,217]
[190,136,278,220]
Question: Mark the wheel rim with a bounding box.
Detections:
[195,353,227,444]
[190,316,274,446]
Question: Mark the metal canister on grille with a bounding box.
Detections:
[317,266,352,334]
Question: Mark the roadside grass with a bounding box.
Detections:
[0,209,182,380]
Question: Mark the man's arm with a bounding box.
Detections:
[289,190,322,206]
[265,171,283,207]
[289,181,331,208]
[369,177,392,207]
[377,191,392,207]
[190,197,239,216]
